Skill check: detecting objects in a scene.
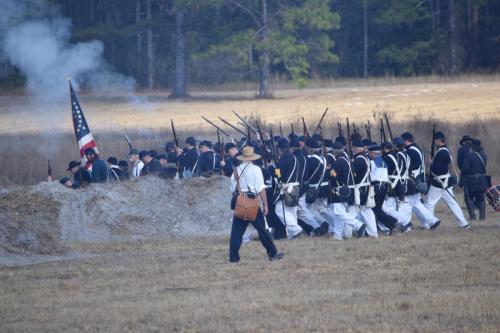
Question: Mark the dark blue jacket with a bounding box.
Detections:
[141,159,163,176]
[73,167,91,188]
[457,143,472,171]
[383,151,407,198]
[406,144,425,195]
[198,151,219,177]
[308,154,329,198]
[294,150,310,195]
[430,145,452,188]
[461,150,487,176]
[179,147,199,173]
[330,152,354,204]
[277,151,298,184]
[91,158,108,183]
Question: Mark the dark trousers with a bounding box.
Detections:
[229,210,277,262]
[373,190,397,230]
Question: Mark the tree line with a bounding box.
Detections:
[3,0,500,97]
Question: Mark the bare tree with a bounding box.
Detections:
[172,10,187,97]
[363,0,368,78]
[146,0,155,90]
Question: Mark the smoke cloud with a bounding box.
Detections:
[0,0,136,103]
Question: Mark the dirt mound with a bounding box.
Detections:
[0,176,233,258]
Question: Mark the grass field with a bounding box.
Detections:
[0,212,498,332]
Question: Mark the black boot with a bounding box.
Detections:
[478,201,486,220]
[464,194,477,220]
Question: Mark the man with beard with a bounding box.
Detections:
[84,148,107,183]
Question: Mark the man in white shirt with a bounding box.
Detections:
[229,146,284,263]
[128,149,144,179]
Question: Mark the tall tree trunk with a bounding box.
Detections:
[90,0,95,24]
[448,0,458,74]
[136,0,142,81]
[146,0,155,90]
[258,0,270,98]
[363,0,368,78]
[173,10,187,97]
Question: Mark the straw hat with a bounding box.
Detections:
[237,146,261,161]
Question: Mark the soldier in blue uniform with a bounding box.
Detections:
[177,137,199,178]
[457,135,476,219]
[198,140,220,177]
[401,132,441,230]
[221,142,239,177]
[461,139,489,220]
[67,160,91,189]
[84,148,108,183]
[424,131,470,229]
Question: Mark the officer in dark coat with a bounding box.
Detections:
[84,148,108,183]
[461,139,489,220]
[67,160,91,189]
[457,135,476,219]
[177,137,199,178]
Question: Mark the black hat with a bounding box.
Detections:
[84,147,96,156]
[401,132,414,141]
[335,136,347,146]
[139,150,149,160]
[107,157,118,165]
[277,137,289,150]
[273,136,281,143]
[199,140,212,148]
[224,142,237,152]
[157,154,167,160]
[118,160,128,167]
[67,160,80,171]
[290,139,301,148]
[434,131,445,140]
[186,137,197,146]
[165,142,175,151]
[298,135,306,142]
[393,137,404,146]
[353,140,364,148]
[383,142,393,150]
[59,176,71,185]
[306,140,322,149]
[323,139,334,148]
[362,138,371,147]
[332,142,344,151]
[460,134,473,145]
[471,138,481,146]
[368,144,382,152]
[149,150,158,159]
[288,133,298,141]
[312,133,321,141]
[129,148,139,155]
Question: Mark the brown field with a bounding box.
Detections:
[0,207,498,332]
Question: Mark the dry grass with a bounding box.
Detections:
[0,205,498,332]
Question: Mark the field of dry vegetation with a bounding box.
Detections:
[0,212,498,332]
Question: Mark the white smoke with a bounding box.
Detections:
[0,0,136,102]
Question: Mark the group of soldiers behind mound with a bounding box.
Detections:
[60,128,490,242]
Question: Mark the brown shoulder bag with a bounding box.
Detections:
[233,165,260,222]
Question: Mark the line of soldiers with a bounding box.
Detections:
[59,128,490,241]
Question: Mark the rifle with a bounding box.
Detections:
[365,122,372,141]
[380,118,387,143]
[302,117,310,140]
[124,131,134,153]
[47,159,52,182]
[256,121,268,170]
[384,113,394,142]
[313,108,329,134]
[318,126,327,157]
[431,123,437,158]
[337,122,344,138]
[202,116,235,142]
[279,122,283,137]
[217,129,224,175]
[218,117,247,137]
[170,119,179,148]
[346,117,352,157]
[290,123,294,135]
[232,111,259,136]
[352,122,359,138]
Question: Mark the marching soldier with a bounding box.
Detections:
[381,140,412,233]
[457,135,476,219]
[351,140,378,237]
[330,142,366,239]
[461,139,489,220]
[274,138,304,239]
[424,131,470,229]
[401,132,441,230]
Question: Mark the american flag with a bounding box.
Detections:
[69,81,98,157]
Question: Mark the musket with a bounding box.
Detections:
[218,117,248,137]
[291,123,294,135]
[217,129,224,175]
[279,122,283,137]
[232,111,259,136]
[318,126,327,157]
[380,118,387,143]
[313,108,329,134]
[302,117,310,140]
[256,120,268,170]
[170,119,179,148]
[124,131,134,152]
[201,116,233,140]
[48,159,52,181]
[431,123,437,158]
[269,127,277,164]
[365,123,372,141]
[337,122,343,138]
[346,117,353,157]
[384,113,394,142]
[352,122,359,138]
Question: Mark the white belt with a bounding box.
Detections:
[356,182,371,187]
[283,182,300,187]
[309,181,329,188]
